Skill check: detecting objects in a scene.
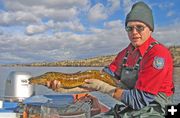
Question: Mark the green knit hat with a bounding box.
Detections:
[125,2,154,31]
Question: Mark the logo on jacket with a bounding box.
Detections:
[153,56,164,69]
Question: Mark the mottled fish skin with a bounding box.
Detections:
[29,70,116,88]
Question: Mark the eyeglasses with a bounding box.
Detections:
[125,25,147,32]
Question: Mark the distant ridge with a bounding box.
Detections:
[5,55,116,67]
[169,45,180,67]
[2,46,180,67]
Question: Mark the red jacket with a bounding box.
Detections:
[109,36,174,96]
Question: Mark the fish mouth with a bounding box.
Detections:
[27,80,31,84]
[27,78,32,84]
[28,78,41,85]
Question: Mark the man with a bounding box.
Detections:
[47,2,174,117]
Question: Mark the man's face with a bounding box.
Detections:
[126,21,152,47]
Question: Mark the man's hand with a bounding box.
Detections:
[82,79,116,95]
[46,80,89,93]
[46,80,61,90]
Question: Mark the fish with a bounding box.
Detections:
[28,70,116,88]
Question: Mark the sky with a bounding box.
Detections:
[0,0,180,64]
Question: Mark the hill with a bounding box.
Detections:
[12,55,116,67]
[169,46,180,67]
[2,46,180,67]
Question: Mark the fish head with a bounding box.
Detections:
[28,72,53,85]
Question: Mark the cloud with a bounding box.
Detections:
[1,0,89,27]
[88,0,121,22]
[153,24,180,46]
[122,0,134,15]
[158,2,174,9]
[0,0,180,64]
[167,11,175,17]
[25,20,85,35]
[107,0,120,14]
[0,19,128,64]
[0,11,40,26]
[0,29,3,35]
[88,3,108,22]
[4,0,89,10]
[1,18,179,64]
[26,24,48,35]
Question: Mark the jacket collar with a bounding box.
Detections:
[138,36,156,56]
[128,36,155,57]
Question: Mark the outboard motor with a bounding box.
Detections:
[4,71,34,102]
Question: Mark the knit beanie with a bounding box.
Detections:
[125,2,154,31]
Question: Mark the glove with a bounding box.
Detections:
[82,79,116,95]
[46,80,89,93]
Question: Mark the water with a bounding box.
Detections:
[173,67,180,104]
[0,66,179,104]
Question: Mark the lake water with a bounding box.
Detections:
[0,66,179,105]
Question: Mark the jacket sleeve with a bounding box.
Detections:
[103,66,115,77]
[121,89,155,110]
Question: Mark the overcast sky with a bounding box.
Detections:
[0,0,180,64]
